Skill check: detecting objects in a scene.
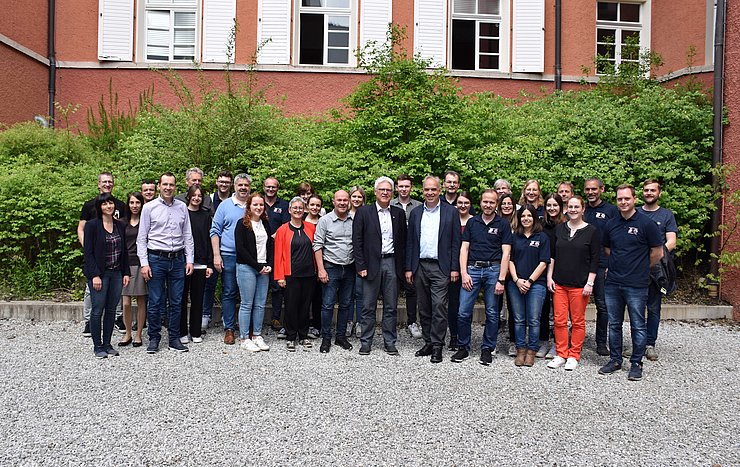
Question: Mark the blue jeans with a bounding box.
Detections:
[89,270,123,353]
[646,282,662,346]
[147,254,185,344]
[457,264,500,351]
[220,253,238,331]
[605,282,648,365]
[507,281,546,351]
[236,263,269,339]
[320,262,356,339]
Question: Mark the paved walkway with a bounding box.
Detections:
[0,318,737,466]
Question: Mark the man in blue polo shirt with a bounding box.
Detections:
[584,177,620,356]
[598,184,663,381]
[452,189,512,366]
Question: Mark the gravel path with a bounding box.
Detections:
[0,318,737,466]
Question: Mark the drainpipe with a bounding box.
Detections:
[709,0,727,292]
[48,0,56,127]
[554,0,561,90]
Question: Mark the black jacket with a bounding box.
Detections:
[83,218,130,279]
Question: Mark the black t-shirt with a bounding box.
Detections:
[289,223,315,278]
[80,196,127,221]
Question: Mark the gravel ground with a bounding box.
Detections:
[0,318,738,466]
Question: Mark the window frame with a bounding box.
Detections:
[294,0,358,67]
[137,0,200,63]
[595,1,651,75]
[449,0,511,72]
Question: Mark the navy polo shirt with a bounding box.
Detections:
[602,210,663,288]
[638,206,678,243]
[510,232,550,285]
[266,197,290,233]
[585,200,619,268]
[462,215,513,262]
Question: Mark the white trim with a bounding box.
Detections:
[257,0,291,65]
[294,0,358,67]
[415,0,448,67]
[98,0,134,61]
[0,34,50,65]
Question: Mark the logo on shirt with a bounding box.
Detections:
[628,227,639,235]
[488,227,498,235]
[529,240,540,248]
[274,208,283,214]
[595,212,606,219]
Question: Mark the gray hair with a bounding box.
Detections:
[494,179,511,190]
[234,173,252,187]
[374,176,394,191]
[289,196,306,208]
[423,175,441,188]
[185,167,204,182]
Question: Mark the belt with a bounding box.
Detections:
[148,248,184,259]
[420,258,438,263]
[380,253,394,259]
[469,260,500,268]
[325,261,355,268]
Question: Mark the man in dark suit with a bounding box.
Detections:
[352,176,407,355]
[406,176,461,363]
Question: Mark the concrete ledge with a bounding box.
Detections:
[0,301,733,323]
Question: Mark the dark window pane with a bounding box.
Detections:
[622,30,640,42]
[452,19,475,70]
[299,13,324,65]
[619,61,639,74]
[597,2,617,21]
[479,38,499,53]
[479,22,499,37]
[479,54,498,69]
[597,43,615,58]
[620,3,640,22]
[328,49,348,63]
[596,59,615,74]
[328,32,348,47]
[302,0,323,6]
[597,28,616,43]
[622,44,640,60]
[479,0,499,15]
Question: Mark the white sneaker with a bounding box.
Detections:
[547,356,566,369]
[345,322,353,338]
[253,335,270,351]
[241,339,261,352]
[180,335,189,344]
[408,322,422,339]
[201,316,210,331]
[508,342,516,357]
[545,344,557,359]
[355,323,362,338]
[536,341,549,358]
[192,336,203,343]
[564,357,579,371]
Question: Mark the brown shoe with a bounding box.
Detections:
[224,329,235,345]
[524,349,537,367]
[514,348,526,367]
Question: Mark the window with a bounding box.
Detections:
[451,0,502,70]
[596,1,644,74]
[298,0,354,66]
[145,0,197,61]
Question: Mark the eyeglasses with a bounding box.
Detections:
[376,188,392,193]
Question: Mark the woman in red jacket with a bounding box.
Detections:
[274,197,317,352]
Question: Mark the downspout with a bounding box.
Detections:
[709,0,726,289]
[554,0,562,90]
[48,0,56,127]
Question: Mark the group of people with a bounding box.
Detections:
[79,169,677,381]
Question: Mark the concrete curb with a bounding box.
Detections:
[0,300,733,323]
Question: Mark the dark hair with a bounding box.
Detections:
[95,192,115,219]
[456,190,471,205]
[125,191,145,219]
[397,174,412,183]
[297,182,314,196]
[160,171,176,184]
[643,178,661,189]
[242,193,269,229]
[544,193,565,227]
[141,179,156,186]
[515,204,543,235]
[217,170,233,180]
[497,194,518,230]
[186,184,203,206]
[443,170,461,182]
[616,183,636,197]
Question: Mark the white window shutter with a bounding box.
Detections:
[361,0,392,50]
[203,0,236,63]
[97,0,133,61]
[257,0,291,65]
[414,0,447,67]
[512,0,545,73]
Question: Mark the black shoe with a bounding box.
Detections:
[627,362,643,381]
[117,338,132,347]
[132,340,143,348]
[598,360,622,375]
[82,321,92,337]
[415,343,434,357]
[384,344,399,356]
[359,344,371,355]
[146,340,159,354]
[596,343,610,356]
[168,340,189,353]
[334,337,353,351]
[451,349,469,363]
[448,336,458,351]
[320,338,331,353]
[479,348,493,366]
[430,346,443,363]
[115,316,126,334]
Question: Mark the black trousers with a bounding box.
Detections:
[181,268,206,339]
[284,275,316,341]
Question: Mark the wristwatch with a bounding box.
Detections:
[586,281,594,286]
[527,278,534,284]
[497,279,505,285]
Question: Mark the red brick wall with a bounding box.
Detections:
[0,45,49,126]
[1,0,48,56]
